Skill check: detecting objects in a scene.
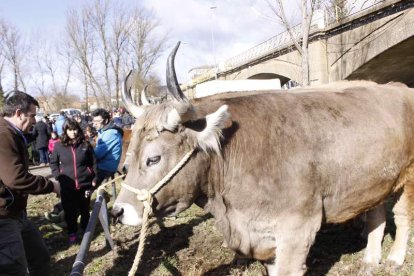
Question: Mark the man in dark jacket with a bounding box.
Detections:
[0,91,60,276]
[120,108,134,129]
[31,117,52,165]
[74,114,89,132]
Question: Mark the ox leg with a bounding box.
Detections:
[266,214,322,276]
[385,191,412,271]
[360,203,386,275]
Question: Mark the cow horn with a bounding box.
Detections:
[166,41,188,102]
[122,70,145,118]
[141,85,150,105]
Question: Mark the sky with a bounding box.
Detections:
[141,0,284,83]
[0,0,283,89]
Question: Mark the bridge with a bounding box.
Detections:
[183,0,414,96]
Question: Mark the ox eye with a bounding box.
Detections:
[146,156,161,167]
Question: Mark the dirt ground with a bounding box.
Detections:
[27,183,414,276]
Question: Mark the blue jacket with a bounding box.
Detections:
[54,115,65,136]
[94,121,123,173]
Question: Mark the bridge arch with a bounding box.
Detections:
[229,60,301,86]
[193,1,414,91]
[331,7,414,87]
[347,36,414,87]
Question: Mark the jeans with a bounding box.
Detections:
[0,213,50,276]
[60,187,91,235]
[38,148,49,164]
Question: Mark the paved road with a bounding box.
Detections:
[29,165,53,178]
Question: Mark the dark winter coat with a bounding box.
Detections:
[121,113,134,128]
[0,117,54,218]
[78,119,89,132]
[50,141,97,190]
[31,121,51,149]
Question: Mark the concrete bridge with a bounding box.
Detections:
[184,0,414,96]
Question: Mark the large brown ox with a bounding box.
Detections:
[112,42,414,275]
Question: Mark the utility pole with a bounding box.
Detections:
[210,6,218,80]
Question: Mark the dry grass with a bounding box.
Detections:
[27,187,414,276]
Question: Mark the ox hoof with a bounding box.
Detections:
[384,260,401,274]
[358,264,377,276]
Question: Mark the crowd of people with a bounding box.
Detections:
[0,90,133,275]
[46,108,128,244]
[28,107,134,166]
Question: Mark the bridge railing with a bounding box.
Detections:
[187,0,390,85]
[224,24,303,69]
[324,0,387,25]
[222,1,389,71]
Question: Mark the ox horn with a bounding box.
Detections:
[122,70,145,118]
[140,85,150,105]
[166,41,188,102]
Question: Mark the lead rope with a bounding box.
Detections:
[121,148,195,276]
[95,173,126,194]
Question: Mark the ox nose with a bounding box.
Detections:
[110,205,124,219]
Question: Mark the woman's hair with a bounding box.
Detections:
[60,118,85,146]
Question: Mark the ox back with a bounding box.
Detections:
[199,83,414,224]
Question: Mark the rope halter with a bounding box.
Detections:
[121,148,195,215]
[119,148,195,276]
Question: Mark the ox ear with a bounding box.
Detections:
[187,105,230,154]
[159,103,195,132]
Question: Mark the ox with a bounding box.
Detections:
[112,42,414,275]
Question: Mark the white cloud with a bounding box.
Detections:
[143,0,283,84]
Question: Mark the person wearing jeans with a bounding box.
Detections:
[31,117,51,165]
[50,119,97,245]
[0,91,60,275]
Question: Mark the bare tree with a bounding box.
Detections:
[321,0,379,23]
[66,6,104,107]
[31,50,48,109]
[266,0,383,86]
[46,91,80,111]
[56,40,75,102]
[128,7,167,102]
[89,0,113,106]
[0,19,7,99]
[0,60,4,105]
[26,31,77,112]
[65,0,166,109]
[266,0,318,86]
[109,2,132,107]
[0,19,27,91]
